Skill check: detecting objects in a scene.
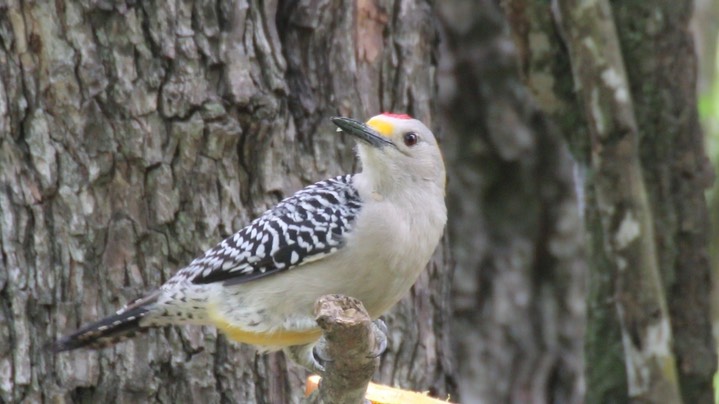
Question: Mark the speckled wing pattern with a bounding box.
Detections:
[171,175,362,286]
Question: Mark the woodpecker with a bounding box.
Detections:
[53,113,447,373]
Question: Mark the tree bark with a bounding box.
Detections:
[611,3,717,402]
[0,1,456,403]
[554,0,682,401]
[503,0,716,402]
[437,1,587,403]
[303,295,379,404]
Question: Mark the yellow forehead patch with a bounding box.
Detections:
[366,117,394,137]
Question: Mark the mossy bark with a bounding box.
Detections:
[503,0,716,402]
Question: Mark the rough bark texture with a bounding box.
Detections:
[303,295,379,404]
[554,0,682,401]
[437,1,587,403]
[502,2,632,402]
[611,2,717,402]
[504,0,716,402]
[0,1,456,403]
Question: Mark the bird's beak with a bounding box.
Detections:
[331,117,394,149]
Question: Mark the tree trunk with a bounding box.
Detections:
[503,0,717,402]
[0,1,456,403]
[555,1,683,401]
[612,3,717,402]
[437,1,587,403]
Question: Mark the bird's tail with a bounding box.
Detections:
[51,292,160,352]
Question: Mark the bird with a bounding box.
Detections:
[52,113,447,374]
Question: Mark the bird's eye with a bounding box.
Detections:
[403,132,419,147]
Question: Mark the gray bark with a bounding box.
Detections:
[612,2,717,402]
[0,1,456,403]
[503,0,716,402]
[303,295,379,404]
[554,0,682,401]
[438,1,587,403]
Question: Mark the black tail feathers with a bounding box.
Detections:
[51,293,159,352]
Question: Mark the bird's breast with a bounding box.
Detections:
[338,197,445,316]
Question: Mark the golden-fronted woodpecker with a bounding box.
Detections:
[53,113,447,373]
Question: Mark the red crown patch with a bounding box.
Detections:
[381,112,413,120]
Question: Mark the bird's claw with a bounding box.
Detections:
[285,343,326,375]
[311,337,332,371]
[368,318,388,359]
[285,319,387,373]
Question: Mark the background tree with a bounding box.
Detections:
[438,1,587,402]
[502,0,716,402]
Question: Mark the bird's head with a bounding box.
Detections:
[332,113,446,194]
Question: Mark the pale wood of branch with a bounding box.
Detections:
[303,295,380,404]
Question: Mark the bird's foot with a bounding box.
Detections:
[368,318,388,358]
[285,342,327,376]
[285,319,387,374]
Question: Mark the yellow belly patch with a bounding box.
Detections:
[208,307,321,347]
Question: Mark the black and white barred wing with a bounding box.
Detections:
[172,175,362,286]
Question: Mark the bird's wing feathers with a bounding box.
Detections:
[171,175,362,286]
